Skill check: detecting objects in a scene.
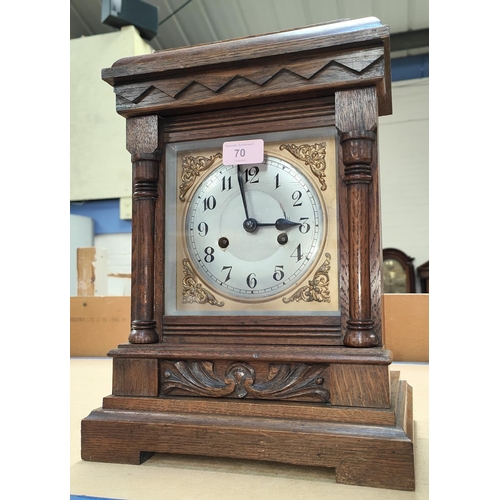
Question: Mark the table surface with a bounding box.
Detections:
[70,358,429,500]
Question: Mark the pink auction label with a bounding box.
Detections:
[222,139,264,165]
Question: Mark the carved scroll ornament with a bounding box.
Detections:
[161,360,330,402]
[280,142,327,190]
[283,253,331,304]
[181,258,224,307]
[179,153,222,202]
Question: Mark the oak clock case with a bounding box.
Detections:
[81,17,416,492]
[165,128,338,316]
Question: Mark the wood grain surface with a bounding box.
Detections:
[81,17,415,491]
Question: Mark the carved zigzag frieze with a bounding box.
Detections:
[115,83,155,104]
[114,47,383,106]
[333,47,384,73]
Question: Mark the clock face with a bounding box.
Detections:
[164,128,340,316]
[383,259,408,293]
[185,156,324,300]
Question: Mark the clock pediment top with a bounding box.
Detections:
[102,17,390,88]
[112,47,384,104]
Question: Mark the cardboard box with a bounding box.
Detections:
[70,296,130,357]
[70,294,429,361]
[383,293,429,362]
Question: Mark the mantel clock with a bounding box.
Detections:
[81,17,415,491]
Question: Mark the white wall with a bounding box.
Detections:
[70,26,153,202]
[379,78,429,290]
[94,233,132,296]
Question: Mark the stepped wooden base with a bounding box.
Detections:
[81,371,415,491]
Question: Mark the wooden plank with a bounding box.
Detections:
[102,19,389,84]
[330,363,391,408]
[107,344,393,365]
[76,247,108,296]
[82,378,414,490]
[112,358,158,396]
[102,394,397,426]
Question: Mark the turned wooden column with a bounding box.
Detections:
[126,116,162,344]
[336,87,380,347]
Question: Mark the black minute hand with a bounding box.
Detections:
[238,165,260,234]
[237,165,250,220]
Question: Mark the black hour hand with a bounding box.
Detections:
[274,218,301,230]
[251,218,302,231]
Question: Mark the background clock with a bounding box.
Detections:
[382,247,416,293]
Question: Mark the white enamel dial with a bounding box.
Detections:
[185,155,324,301]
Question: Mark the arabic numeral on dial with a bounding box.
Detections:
[197,222,208,236]
[204,246,215,263]
[299,217,310,234]
[221,266,232,282]
[221,175,233,191]
[244,166,260,184]
[246,273,257,289]
[273,265,284,281]
[292,190,303,206]
[274,173,280,189]
[291,244,303,262]
[203,195,216,211]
